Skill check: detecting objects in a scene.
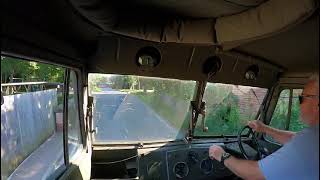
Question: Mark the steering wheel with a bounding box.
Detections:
[237,125,265,160]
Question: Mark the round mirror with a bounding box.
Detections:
[245,65,259,80]
[136,46,161,68]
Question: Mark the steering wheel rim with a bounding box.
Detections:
[237,125,263,160]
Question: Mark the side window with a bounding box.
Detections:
[67,70,82,161]
[269,89,290,131]
[1,56,84,179]
[266,88,307,142]
[289,89,307,131]
[1,56,65,179]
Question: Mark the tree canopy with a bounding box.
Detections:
[1,56,64,83]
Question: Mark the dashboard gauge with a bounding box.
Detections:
[215,161,226,170]
[187,151,199,164]
[200,158,213,175]
[173,162,189,179]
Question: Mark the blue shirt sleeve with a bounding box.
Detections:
[258,126,319,180]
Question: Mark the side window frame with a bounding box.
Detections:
[286,89,293,130]
[76,68,87,148]
[63,68,86,166]
[1,54,70,179]
[262,86,288,143]
[69,69,85,147]
[263,83,304,143]
[63,69,70,165]
[64,67,87,166]
[272,88,292,131]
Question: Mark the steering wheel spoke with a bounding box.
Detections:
[238,125,264,160]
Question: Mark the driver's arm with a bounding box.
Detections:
[224,156,264,180]
[209,145,265,180]
[262,126,296,144]
[248,120,296,144]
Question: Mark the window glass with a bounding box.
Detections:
[269,89,290,131]
[67,70,82,160]
[195,83,268,136]
[289,89,307,131]
[88,73,196,143]
[265,89,289,142]
[266,89,307,142]
[1,56,65,179]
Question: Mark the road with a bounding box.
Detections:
[7,133,64,180]
[92,88,179,142]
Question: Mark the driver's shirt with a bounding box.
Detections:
[258,125,319,180]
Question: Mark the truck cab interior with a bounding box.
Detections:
[1,0,319,180]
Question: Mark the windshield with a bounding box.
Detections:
[194,83,268,136]
[88,74,196,143]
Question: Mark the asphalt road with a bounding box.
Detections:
[8,133,64,180]
[92,88,179,142]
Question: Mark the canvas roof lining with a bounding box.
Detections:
[68,0,262,30]
[121,0,263,18]
[236,14,319,73]
[1,0,318,88]
[69,0,318,49]
[215,0,317,49]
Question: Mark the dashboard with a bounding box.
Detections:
[137,141,257,180]
[166,145,233,179]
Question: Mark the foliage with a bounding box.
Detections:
[266,89,307,142]
[88,74,107,93]
[131,77,195,133]
[269,90,290,131]
[269,89,307,132]
[195,93,241,136]
[1,56,31,82]
[194,84,266,136]
[134,91,190,131]
[203,84,232,107]
[289,98,308,131]
[1,56,64,83]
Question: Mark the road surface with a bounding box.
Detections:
[92,88,179,142]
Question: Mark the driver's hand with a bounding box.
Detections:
[209,145,225,162]
[248,120,267,133]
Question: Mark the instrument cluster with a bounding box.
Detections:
[166,146,233,179]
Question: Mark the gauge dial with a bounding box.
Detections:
[188,151,199,164]
[173,162,189,179]
[200,158,213,175]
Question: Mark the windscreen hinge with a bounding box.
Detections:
[87,96,95,134]
[188,101,207,140]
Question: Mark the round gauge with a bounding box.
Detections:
[173,162,189,179]
[215,161,226,170]
[200,158,213,175]
[187,151,199,164]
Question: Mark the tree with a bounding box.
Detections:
[1,56,30,83]
[1,56,64,83]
